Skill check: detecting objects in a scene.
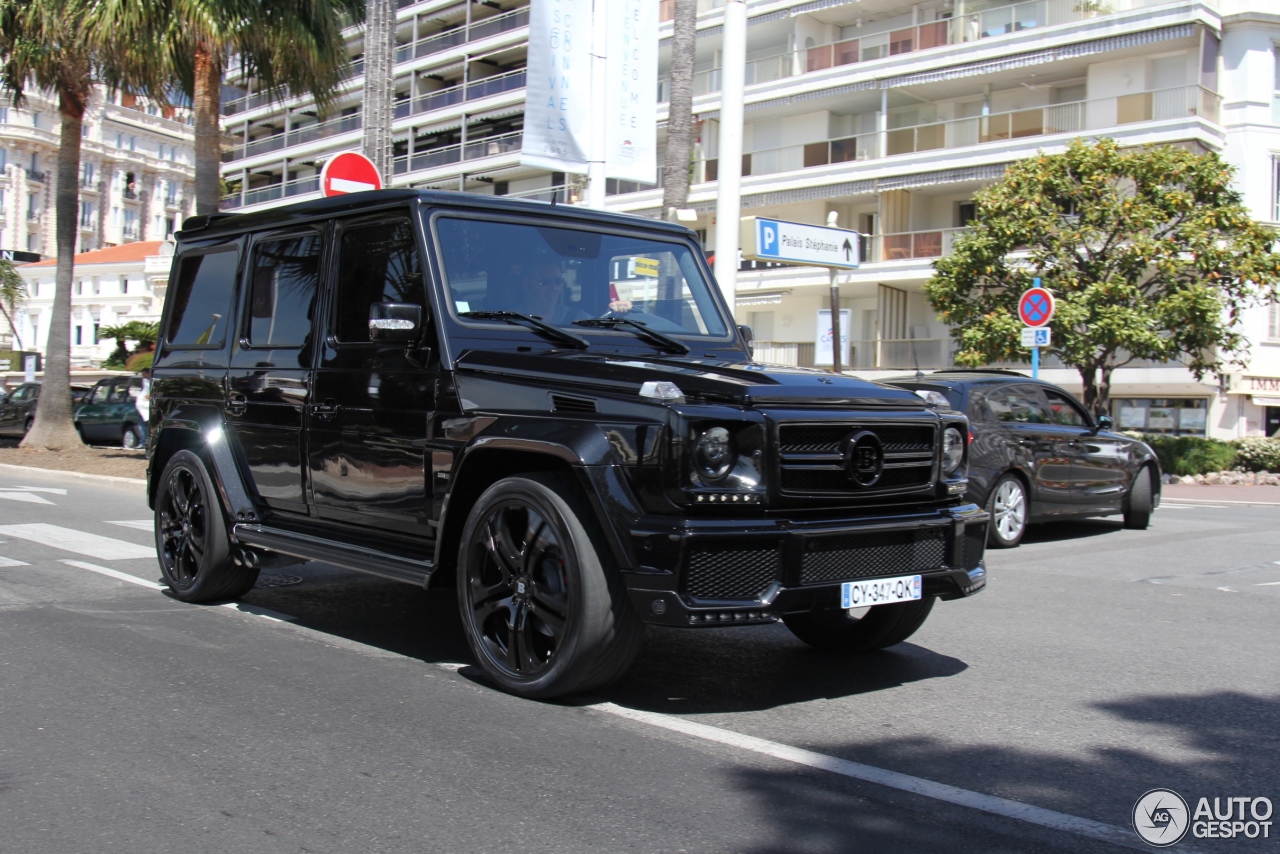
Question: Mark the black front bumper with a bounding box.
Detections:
[622,503,988,628]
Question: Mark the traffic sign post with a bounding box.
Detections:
[1017,279,1054,379]
[320,151,383,197]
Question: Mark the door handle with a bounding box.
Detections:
[310,399,340,421]
[224,393,247,417]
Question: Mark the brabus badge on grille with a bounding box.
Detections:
[844,430,885,488]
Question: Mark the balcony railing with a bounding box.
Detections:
[219,174,322,210]
[692,86,1217,184]
[223,112,363,162]
[754,338,1193,371]
[661,0,1200,100]
[26,168,46,183]
[395,7,528,65]
[392,130,523,175]
[872,228,971,262]
[224,59,364,115]
[393,68,526,120]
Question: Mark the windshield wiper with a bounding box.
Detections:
[572,317,690,354]
[459,311,589,350]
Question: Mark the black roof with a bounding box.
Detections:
[181,189,694,240]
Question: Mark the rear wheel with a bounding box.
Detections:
[783,597,936,653]
[987,474,1028,548]
[1123,467,1154,530]
[122,424,143,449]
[155,450,258,602]
[457,473,643,699]
[22,417,32,435]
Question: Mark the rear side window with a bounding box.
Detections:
[247,232,323,348]
[981,384,1050,424]
[166,248,239,347]
[89,381,112,404]
[334,218,425,342]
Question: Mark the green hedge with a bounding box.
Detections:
[1141,436,1238,476]
[1233,438,1280,473]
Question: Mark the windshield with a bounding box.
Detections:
[436,216,729,339]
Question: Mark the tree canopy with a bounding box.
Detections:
[927,139,1280,414]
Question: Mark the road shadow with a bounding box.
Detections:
[1021,517,1124,545]
[722,690,1280,853]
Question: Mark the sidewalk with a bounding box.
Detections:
[1161,482,1280,505]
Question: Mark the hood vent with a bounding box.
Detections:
[551,394,597,414]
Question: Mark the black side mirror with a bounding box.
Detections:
[1094,414,1114,433]
[738,324,754,359]
[369,303,422,344]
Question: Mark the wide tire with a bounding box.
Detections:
[1123,467,1154,530]
[155,450,258,602]
[122,424,143,449]
[23,417,32,435]
[783,597,936,653]
[457,473,643,699]
[987,473,1028,548]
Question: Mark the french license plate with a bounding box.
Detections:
[841,574,922,610]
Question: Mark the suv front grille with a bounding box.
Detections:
[684,545,780,600]
[801,528,947,585]
[776,422,936,497]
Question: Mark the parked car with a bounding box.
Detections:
[883,370,1160,548]
[74,376,148,448]
[0,381,96,438]
[147,189,988,699]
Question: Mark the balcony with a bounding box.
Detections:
[223,112,363,162]
[661,0,1203,100]
[26,210,39,222]
[393,68,527,121]
[219,174,321,210]
[395,7,528,64]
[123,225,140,240]
[873,228,970,263]
[123,188,138,200]
[25,168,47,183]
[694,86,1218,184]
[223,59,365,116]
[80,177,98,191]
[393,130,522,176]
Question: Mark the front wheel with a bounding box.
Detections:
[1123,467,1154,530]
[783,597,936,653]
[987,474,1029,548]
[457,473,642,699]
[155,450,258,602]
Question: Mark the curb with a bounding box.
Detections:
[0,462,146,487]
[1162,497,1280,508]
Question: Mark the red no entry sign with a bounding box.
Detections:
[1018,287,1055,328]
[320,151,382,197]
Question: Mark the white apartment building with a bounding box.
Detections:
[219,0,1280,439]
[0,86,197,260]
[12,240,173,367]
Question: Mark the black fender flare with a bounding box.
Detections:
[148,415,261,525]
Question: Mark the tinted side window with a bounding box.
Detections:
[10,385,33,402]
[167,248,239,347]
[90,381,112,404]
[334,218,425,342]
[247,232,323,348]
[1042,389,1088,427]
[984,384,1049,424]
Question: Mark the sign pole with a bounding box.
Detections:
[829,268,842,375]
[1030,277,1040,379]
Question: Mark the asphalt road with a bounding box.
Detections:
[0,467,1276,853]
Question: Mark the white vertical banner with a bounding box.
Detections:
[522,0,592,174]
[816,309,852,366]
[604,0,658,183]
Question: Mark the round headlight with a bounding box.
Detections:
[942,426,965,474]
[694,426,735,481]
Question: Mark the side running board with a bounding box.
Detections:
[232,524,433,587]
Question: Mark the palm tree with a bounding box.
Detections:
[0,258,26,351]
[0,0,162,449]
[105,0,364,215]
[661,0,698,220]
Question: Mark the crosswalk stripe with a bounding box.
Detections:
[60,559,165,590]
[0,556,30,567]
[107,520,155,532]
[0,524,154,560]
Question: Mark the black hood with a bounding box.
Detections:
[454,349,926,409]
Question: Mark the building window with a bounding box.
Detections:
[0,107,8,124]
[1270,302,1280,340]
[1114,398,1209,437]
[1274,46,1280,125]
[75,326,83,345]
[0,148,6,170]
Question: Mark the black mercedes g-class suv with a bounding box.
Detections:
[148,189,986,698]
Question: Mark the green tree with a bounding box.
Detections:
[0,258,26,351]
[0,0,161,449]
[97,0,364,215]
[927,139,1280,414]
[98,320,157,368]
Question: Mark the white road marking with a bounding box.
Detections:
[107,520,155,532]
[59,560,295,622]
[589,702,1152,851]
[0,524,154,560]
[0,556,30,567]
[1216,586,1237,592]
[13,486,68,495]
[1256,581,1280,586]
[0,491,55,505]
[61,559,164,590]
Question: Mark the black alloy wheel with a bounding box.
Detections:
[458,474,642,698]
[155,450,257,602]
